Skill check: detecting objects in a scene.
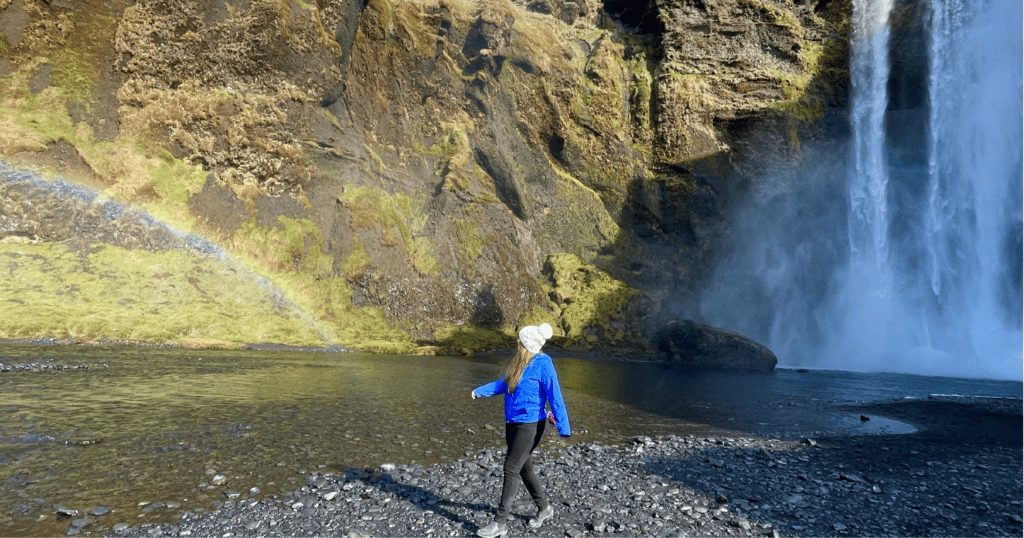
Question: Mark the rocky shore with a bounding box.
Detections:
[0,356,95,372]
[100,398,1022,538]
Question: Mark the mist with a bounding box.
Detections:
[689,0,1022,380]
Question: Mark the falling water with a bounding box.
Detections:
[833,0,900,368]
[849,0,896,270]
[696,0,1022,379]
[916,0,1023,376]
[833,0,1022,378]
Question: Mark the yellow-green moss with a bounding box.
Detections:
[411,236,439,276]
[0,5,427,353]
[0,242,327,347]
[148,150,208,219]
[740,0,804,38]
[518,304,561,333]
[337,185,434,275]
[542,161,625,257]
[769,18,847,146]
[363,143,388,171]
[510,8,570,75]
[454,217,484,260]
[433,324,513,353]
[49,47,98,105]
[229,217,417,353]
[342,235,372,275]
[541,253,639,343]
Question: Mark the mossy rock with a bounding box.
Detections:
[540,252,644,346]
[432,324,515,355]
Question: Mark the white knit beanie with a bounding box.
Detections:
[518,323,554,354]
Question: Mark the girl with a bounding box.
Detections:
[471,323,571,537]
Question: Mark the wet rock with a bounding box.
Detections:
[55,507,79,517]
[87,506,109,516]
[7,433,56,444]
[226,424,251,437]
[99,401,1024,538]
[655,319,778,372]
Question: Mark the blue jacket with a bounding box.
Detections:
[473,353,571,437]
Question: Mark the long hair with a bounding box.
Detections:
[504,340,535,394]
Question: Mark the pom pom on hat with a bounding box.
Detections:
[519,323,553,354]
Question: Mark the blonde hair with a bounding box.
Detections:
[505,340,535,394]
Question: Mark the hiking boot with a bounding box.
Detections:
[529,505,554,528]
[477,520,508,538]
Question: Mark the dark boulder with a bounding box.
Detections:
[656,319,777,372]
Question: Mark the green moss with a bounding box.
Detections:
[454,217,484,261]
[509,7,569,75]
[411,236,439,276]
[541,253,639,343]
[342,235,372,275]
[0,24,421,352]
[769,12,849,146]
[230,218,417,353]
[341,186,403,236]
[49,48,98,106]
[433,324,513,353]
[148,150,208,219]
[518,304,561,332]
[535,162,625,261]
[8,85,76,146]
[628,54,652,125]
[337,186,434,273]
[740,0,803,38]
[0,242,328,347]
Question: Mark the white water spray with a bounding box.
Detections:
[696,0,1022,380]
[832,0,1021,378]
[849,0,895,270]
[917,0,1023,377]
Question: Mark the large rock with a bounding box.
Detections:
[656,319,777,372]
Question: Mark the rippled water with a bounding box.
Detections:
[0,344,1019,536]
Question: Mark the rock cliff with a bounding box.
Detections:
[0,0,850,358]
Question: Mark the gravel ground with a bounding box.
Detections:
[98,397,1022,538]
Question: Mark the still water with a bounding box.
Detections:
[0,344,1020,536]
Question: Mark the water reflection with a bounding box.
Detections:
[0,344,1020,536]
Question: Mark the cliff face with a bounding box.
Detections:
[0,0,850,352]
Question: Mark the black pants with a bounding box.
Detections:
[496,420,548,520]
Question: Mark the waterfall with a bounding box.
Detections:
[916,0,1023,375]
[849,0,896,269]
[696,0,1022,380]
[835,0,1022,378]
[838,0,1022,378]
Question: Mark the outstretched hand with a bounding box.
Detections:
[470,390,478,399]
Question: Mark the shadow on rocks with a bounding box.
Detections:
[347,464,492,535]
[630,400,1024,537]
